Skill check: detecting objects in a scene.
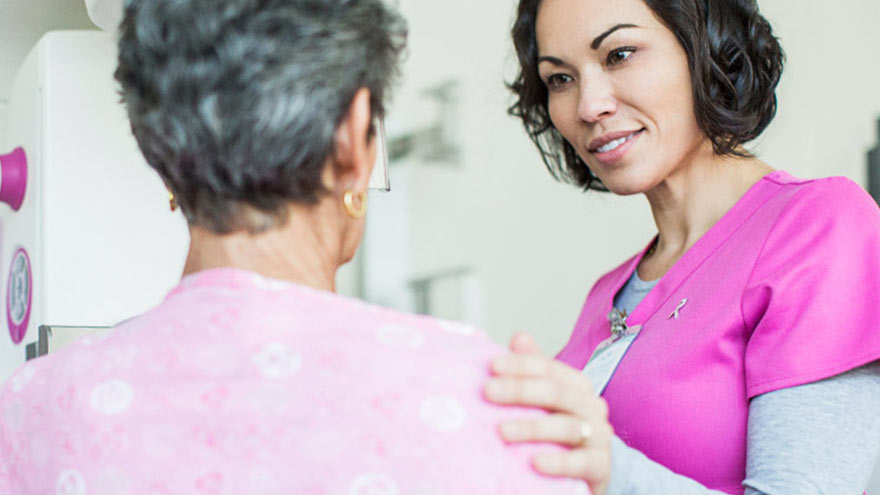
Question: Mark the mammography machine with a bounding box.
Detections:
[0,29,190,380]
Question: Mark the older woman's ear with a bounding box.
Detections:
[331,88,376,191]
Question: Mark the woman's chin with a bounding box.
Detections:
[598,175,655,197]
[606,185,644,197]
[590,161,655,196]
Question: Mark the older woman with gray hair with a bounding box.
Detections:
[0,0,589,492]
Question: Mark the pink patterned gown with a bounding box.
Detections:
[0,268,588,494]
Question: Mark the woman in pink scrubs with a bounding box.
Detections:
[485,0,880,494]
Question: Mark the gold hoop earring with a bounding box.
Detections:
[168,189,178,212]
[343,190,367,219]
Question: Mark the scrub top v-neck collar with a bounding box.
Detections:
[610,170,786,328]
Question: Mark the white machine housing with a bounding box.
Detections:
[0,30,189,380]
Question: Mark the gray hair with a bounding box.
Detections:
[115,0,407,233]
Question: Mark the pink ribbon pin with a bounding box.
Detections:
[668,298,688,319]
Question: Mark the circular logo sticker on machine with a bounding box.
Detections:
[7,247,32,345]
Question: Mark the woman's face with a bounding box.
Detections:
[536,0,706,195]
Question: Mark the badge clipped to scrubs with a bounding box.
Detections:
[367,120,391,191]
[583,308,642,396]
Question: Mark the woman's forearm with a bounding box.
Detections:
[607,436,731,495]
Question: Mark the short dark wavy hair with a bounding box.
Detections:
[116,0,407,233]
[509,0,785,190]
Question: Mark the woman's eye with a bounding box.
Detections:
[546,74,573,89]
[607,47,636,66]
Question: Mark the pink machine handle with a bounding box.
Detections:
[0,147,28,211]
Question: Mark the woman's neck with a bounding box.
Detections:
[639,151,774,280]
[182,206,344,292]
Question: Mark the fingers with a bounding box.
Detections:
[484,377,599,415]
[491,353,560,377]
[499,413,596,447]
[487,355,595,405]
[500,410,615,492]
[529,427,614,495]
[485,377,586,412]
[533,448,612,485]
[491,354,592,393]
[509,332,542,355]
[489,337,614,493]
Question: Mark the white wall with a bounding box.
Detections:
[758,0,880,182]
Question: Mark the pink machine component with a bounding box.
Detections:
[0,148,27,211]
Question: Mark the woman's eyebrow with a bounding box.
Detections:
[591,23,640,49]
[537,55,565,66]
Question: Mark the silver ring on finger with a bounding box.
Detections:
[575,420,593,446]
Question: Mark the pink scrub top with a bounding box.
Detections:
[557,171,880,494]
[0,269,588,495]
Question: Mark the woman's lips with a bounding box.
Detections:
[590,129,645,165]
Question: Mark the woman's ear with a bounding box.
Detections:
[331,88,376,191]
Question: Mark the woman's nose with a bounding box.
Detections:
[576,78,617,124]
